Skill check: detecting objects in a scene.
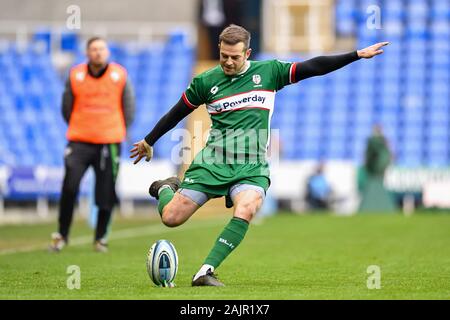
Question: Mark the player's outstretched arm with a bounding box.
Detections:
[294,42,389,82]
[130,97,194,164]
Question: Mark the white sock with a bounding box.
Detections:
[193,264,215,281]
[158,184,171,196]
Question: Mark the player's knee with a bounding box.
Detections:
[234,201,258,221]
[161,208,184,228]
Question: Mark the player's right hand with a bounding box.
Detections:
[357,41,389,58]
[130,139,153,164]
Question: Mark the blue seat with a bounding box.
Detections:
[61,32,79,52]
[430,21,450,37]
[384,0,403,14]
[352,124,371,141]
[299,139,321,154]
[382,19,403,39]
[429,95,448,109]
[431,0,450,20]
[302,109,322,126]
[347,139,366,163]
[280,111,298,127]
[377,109,398,126]
[299,123,322,140]
[352,107,373,125]
[430,68,450,82]
[32,28,52,54]
[303,95,324,110]
[326,108,348,126]
[280,147,295,159]
[425,152,449,167]
[428,136,448,151]
[407,1,429,17]
[428,103,449,118]
[431,51,450,65]
[380,93,400,109]
[432,36,450,55]
[335,0,357,35]
[323,139,347,159]
[397,152,423,167]
[426,124,449,138]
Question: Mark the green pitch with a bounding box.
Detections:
[1,212,449,299]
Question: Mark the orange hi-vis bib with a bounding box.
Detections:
[67,62,127,144]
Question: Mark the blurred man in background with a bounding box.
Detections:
[364,124,392,178]
[49,37,135,252]
[306,162,333,210]
[358,124,396,212]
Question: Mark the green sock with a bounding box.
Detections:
[158,187,174,216]
[204,217,249,268]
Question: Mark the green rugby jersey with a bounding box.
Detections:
[182,59,297,164]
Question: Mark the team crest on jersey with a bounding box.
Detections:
[252,74,261,85]
[210,86,219,94]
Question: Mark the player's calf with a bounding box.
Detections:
[191,188,264,283]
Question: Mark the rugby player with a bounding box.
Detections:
[130,24,388,286]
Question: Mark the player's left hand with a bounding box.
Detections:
[357,42,389,59]
[130,139,153,164]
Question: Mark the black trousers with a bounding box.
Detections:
[58,141,121,242]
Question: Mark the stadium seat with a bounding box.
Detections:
[32,28,52,54]
[61,32,79,52]
[335,0,357,36]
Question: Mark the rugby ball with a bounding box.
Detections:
[146,239,178,287]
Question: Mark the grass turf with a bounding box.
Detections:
[0,212,449,299]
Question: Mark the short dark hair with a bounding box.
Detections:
[219,24,251,50]
[86,36,106,49]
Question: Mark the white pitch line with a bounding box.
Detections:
[0,220,224,256]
